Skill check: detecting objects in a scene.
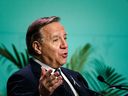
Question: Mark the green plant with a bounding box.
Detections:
[1,43,128,96]
[0,44,29,68]
[83,58,128,96]
[66,43,92,71]
[0,44,29,96]
[67,44,128,96]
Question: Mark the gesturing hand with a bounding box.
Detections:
[39,68,63,96]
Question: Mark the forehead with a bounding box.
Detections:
[40,22,66,36]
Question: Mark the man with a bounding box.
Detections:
[7,16,100,96]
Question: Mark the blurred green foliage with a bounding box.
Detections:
[0,43,128,96]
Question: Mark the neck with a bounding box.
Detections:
[33,56,61,68]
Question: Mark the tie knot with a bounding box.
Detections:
[55,68,60,72]
[55,68,61,75]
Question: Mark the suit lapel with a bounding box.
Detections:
[61,68,91,96]
[61,67,81,88]
[29,60,93,96]
[30,58,41,80]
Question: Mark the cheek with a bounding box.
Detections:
[52,47,60,57]
[42,44,59,56]
[49,50,59,57]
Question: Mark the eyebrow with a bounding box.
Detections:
[64,33,67,36]
[52,33,67,39]
[52,35,59,38]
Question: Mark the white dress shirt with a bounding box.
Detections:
[33,58,79,96]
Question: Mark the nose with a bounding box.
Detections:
[60,38,68,49]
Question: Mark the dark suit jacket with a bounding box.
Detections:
[7,58,100,96]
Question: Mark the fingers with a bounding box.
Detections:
[50,77,63,89]
[47,75,63,93]
[45,70,63,87]
[46,75,63,87]
[39,68,63,95]
[41,68,52,78]
[48,78,63,92]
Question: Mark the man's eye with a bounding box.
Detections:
[53,39,58,42]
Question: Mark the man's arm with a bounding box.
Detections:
[7,74,38,96]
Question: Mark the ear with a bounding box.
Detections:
[32,41,42,54]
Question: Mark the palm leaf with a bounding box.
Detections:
[0,44,29,68]
[20,50,29,67]
[12,44,23,68]
[0,44,18,65]
[67,43,92,71]
[83,58,128,96]
[66,44,128,95]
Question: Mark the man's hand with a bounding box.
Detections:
[39,68,63,96]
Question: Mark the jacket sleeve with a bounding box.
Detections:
[7,74,39,96]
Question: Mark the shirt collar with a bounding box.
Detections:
[33,58,56,73]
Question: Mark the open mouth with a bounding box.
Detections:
[62,53,68,58]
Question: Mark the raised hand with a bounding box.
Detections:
[39,68,63,96]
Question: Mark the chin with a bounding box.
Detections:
[60,61,67,65]
[58,58,67,66]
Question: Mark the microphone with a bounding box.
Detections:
[97,75,111,86]
[97,75,128,91]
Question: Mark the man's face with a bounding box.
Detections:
[39,22,68,68]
